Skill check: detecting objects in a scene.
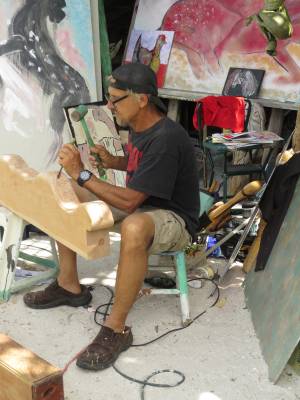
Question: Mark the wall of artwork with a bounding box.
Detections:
[132,0,300,104]
[0,0,101,171]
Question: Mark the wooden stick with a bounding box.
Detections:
[243,218,267,273]
[208,180,262,221]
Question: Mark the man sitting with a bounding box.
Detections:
[23,63,200,371]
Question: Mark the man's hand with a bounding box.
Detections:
[58,144,84,180]
[90,145,115,169]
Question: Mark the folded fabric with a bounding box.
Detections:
[193,95,245,133]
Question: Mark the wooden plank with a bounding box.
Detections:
[245,178,300,382]
[0,155,114,260]
[0,334,63,400]
[267,108,285,134]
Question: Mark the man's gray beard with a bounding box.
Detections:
[115,115,129,128]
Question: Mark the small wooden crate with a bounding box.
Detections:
[0,334,64,400]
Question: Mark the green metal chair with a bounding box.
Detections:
[148,190,215,327]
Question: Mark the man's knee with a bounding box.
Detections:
[121,213,155,249]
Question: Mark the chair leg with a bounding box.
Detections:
[223,175,228,202]
[207,151,215,189]
[203,150,208,188]
[174,252,191,326]
[50,238,60,271]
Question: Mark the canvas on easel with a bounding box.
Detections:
[64,103,126,188]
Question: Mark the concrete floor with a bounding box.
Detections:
[1,230,300,400]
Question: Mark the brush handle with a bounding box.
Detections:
[57,139,77,178]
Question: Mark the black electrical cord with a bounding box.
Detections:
[92,278,220,399]
[112,365,185,400]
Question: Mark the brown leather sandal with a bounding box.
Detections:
[76,326,133,371]
[23,280,92,309]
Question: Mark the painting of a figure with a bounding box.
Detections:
[124,30,174,88]
[65,104,126,188]
[133,0,300,103]
[0,0,99,171]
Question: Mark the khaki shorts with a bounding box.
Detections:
[71,180,191,254]
[109,206,191,254]
[142,209,192,254]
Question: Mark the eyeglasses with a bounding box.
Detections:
[105,93,129,106]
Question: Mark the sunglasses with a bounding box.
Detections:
[105,93,129,106]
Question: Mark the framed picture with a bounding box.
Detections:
[222,68,265,98]
[64,101,126,188]
[124,29,174,88]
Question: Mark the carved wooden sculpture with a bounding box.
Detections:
[0,155,114,259]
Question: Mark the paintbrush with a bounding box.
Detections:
[57,139,77,178]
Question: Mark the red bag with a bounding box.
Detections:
[193,96,245,133]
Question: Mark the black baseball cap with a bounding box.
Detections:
[109,63,167,113]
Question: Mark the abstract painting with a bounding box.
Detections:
[65,103,126,188]
[133,0,300,103]
[124,30,174,88]
[0,0,99,171]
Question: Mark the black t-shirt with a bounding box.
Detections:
[126,117,200,239]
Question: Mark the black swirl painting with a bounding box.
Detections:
[0,0,98,168]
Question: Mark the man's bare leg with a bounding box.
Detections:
[56,241,81,294]
[55,181,126,296]
[53,181,96,294]
[104,213,155,332]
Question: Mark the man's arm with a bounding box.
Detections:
[58,144,147,213]
[91,145,128,171]
[83,175,148,213]
[107,155,128,171]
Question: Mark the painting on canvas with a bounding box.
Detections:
[124,30,174,88]
[222,68,265,98]
[133,0,300,103]
[0,0,99,171]
[65,103,126,188]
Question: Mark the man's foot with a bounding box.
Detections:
[76,326,133,371]
[23,280,92,309]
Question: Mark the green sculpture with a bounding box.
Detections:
[246,0,293,56]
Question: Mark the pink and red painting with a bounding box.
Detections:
[124,30,174,88]
[133,0,300,103]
